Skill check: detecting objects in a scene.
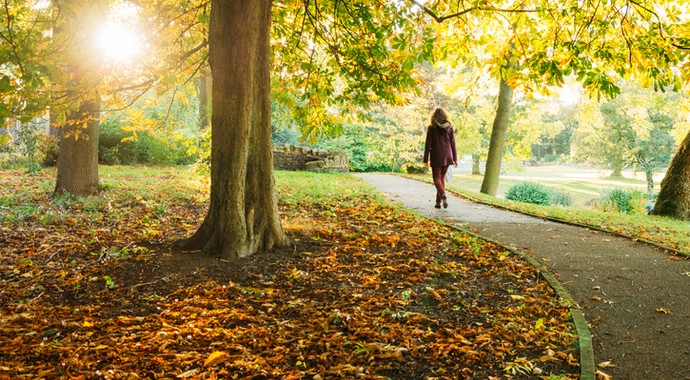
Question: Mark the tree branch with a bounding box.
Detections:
[408,0,541,23]
[408,0,476,22]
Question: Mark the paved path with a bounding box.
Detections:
[356,173,690,380]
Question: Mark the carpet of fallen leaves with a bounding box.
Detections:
[0,169,578,379]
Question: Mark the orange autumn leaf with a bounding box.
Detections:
[203,351,229,367]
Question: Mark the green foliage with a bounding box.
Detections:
[0,1,53,123]
[38,134,58,167]
[404,163,427,174]
[598,188,647,215]
[0,132,12,153]
[99,120,196,166]
[505,182,573,207]
[549,190,573,207]
[271,100,302,147]
[271,2,432,141]
[11,119,50,173]
[572,81,681,177]
[317,124,392,172]
[505,182,552,206]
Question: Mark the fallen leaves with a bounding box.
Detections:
[204,351,230,367]
[0,169,579,379]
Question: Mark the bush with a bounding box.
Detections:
[505,182,573,207]
[38,134,58,166]
[505,182,552,206]
[549,190,573,207]
[99,121,196,166]
[598,188,646,214]
[405,162,427,174]
[0,133,13,153]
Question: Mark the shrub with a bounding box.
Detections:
[598,188,646,214]
[405,163,427,174]
[38,134,59,167]
[505,182,573,207]
[505,182,552,206]
[99,121,196,166]
[0,133,12,153]
[549,190,573,207]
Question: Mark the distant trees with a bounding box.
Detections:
[411,1,689,197]
[572,82,681,196]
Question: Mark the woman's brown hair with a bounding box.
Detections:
[430,108,449,126]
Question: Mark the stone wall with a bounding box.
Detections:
[273,145,349,172]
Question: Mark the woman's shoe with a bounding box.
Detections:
[442,193,448,208]
[434,202,441,209]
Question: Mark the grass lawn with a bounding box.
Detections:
[442,164,663,205]
[403,164,689,254]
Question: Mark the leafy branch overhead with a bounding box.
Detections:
[410,0,689,96]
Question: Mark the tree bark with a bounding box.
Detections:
[644,166,654,198]
[176,0,289,258]
[610,163,624,177]
[480,78,513,196]
[651,131,690,220]
[53,0,106,196]
[198,73,211,130]
[55,100,101,195]
[472,154,481,175]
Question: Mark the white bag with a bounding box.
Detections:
[445,166,453,183]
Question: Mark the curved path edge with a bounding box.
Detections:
[435,219,596,380]
[398,174,689,258]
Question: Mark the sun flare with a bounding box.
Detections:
[95,21,141,64]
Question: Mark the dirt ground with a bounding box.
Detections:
[358,173,690,380]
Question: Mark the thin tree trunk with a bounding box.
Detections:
[651,131,690,220]
[472,154,481,175]
[176,0,288,258]
[645,167,654,198]
[198,73,211,130]
[480,78,513,196]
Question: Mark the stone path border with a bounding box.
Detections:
[442,184,689,258]
[434,218,595,379]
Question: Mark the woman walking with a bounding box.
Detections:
[423,108,458,209]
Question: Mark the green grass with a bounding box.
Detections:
[2,165,686,255]
[441,165,661,206]
[403,168,689,255]
[0,165,209,226]
[275,170,378,206]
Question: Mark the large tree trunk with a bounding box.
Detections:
[651,131,690,220]
[480,78,513,196]
[176,0,288,258]
[53,0,106,196]
[55,100,101,195]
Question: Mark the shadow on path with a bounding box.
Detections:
[357,173,690,380]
